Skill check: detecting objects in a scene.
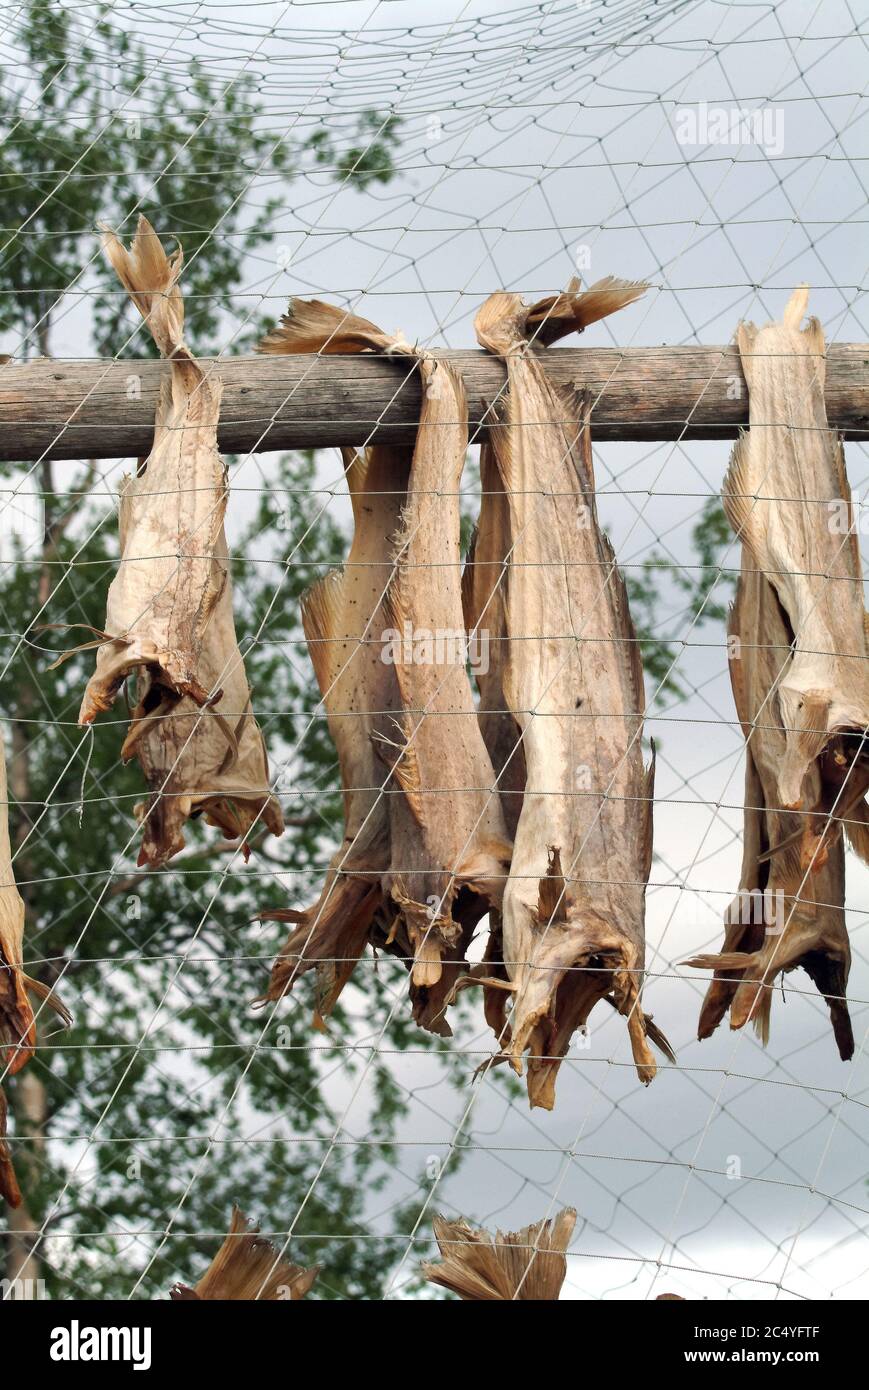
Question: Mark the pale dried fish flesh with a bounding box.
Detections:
[472,279,672,1105]
[76,216,282,864]
[255,302,409,1021]
[723,286,869,815]
[685,564,853,1058]
[170,1207,319,1300]
[256,300,511,1034]
[422,1207,576,1300]
[376,353,511,993]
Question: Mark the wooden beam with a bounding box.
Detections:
[1,344,867,462]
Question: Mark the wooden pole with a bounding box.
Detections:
[1,344,867,462]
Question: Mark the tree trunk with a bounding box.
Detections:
[4,308,54,1293]
[5,1071,46,1295]
[5,686,47,1294]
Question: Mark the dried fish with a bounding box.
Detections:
[75,216,282,865]
[684,288,865,1057]
[472,280,672,1106]
[685,565,854,1057]
[377,353,511,995]
[422,1207,576,1300]
[256,301,510,1034]
[255,303,408,1021]
[170,1207,319,1300]
[722,286,869,817]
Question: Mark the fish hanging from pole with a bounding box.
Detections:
[685,563,853,1056]
[467,278,673,1106]
[61,217,283,865]
[686,287,863,1055]
[720,285,869,829]
[255,300,510,1036]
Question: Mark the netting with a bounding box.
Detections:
[0,0,868,1302]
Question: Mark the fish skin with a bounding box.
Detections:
[473,280,669,1103]
[78,216,282,865]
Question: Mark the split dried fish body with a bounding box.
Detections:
[79,216,282,865]
[474,280,670,1105]
[170,1207,319,1300]
[129,571,284,866]
[690,286,864,1056]
[422,1207,576,1300]
[257,301,509,1027]
[81,229,225,721]
[256,302,411,1018]
[724,286,869,812]
[687,564,853,1058]
[377,355,511,990]
[260,445,409,1019]
[317,446,410,846]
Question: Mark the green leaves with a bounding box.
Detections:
[308,109,403,189]
[0,6,402,359]
[625,497,734,701]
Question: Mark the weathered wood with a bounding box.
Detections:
[1,343,867,461]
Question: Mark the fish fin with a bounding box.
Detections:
[256,297,400,356]
[100,215,185,360]
[300,570,345,702]
[722,432,760,552]
[783,283,810,330]
[525,276,648,345]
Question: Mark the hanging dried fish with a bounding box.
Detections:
[471,280,672,1107]
[169,1207,319,1300]
[72,216,282,865]
[722,286,869,822]
[255,303,409,1023]
[422,1207,576,1300]
[0,732,70,1206]
[256,300,510,1035]
[376,352,511,999]
[685,564,854,1058]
